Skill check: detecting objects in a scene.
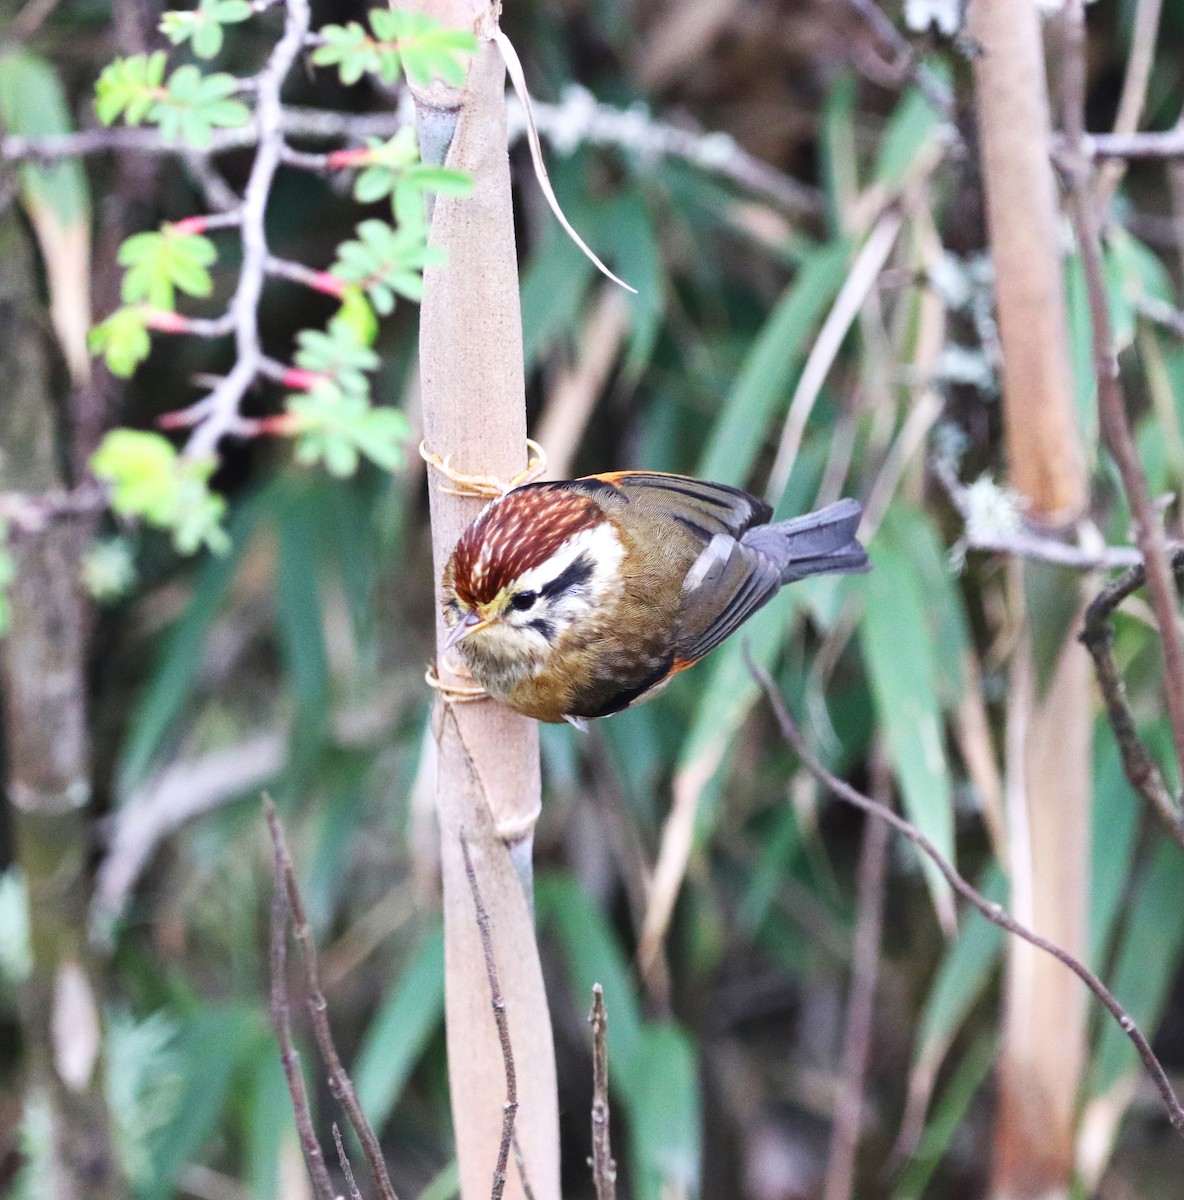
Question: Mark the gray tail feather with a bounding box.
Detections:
[742,498,870,584]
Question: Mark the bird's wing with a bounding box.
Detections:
[576,471,772,540]
[671,533,784,667]
[569,471,782,670]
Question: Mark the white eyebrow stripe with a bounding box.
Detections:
[513,523,623,596]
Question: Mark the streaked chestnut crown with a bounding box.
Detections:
[449,486,606,606]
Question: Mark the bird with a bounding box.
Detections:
[440,471,869,728]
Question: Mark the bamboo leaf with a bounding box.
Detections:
[697,237,850,486]
[354,924,446,1132]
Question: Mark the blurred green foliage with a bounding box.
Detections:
[4,1,1184,1199]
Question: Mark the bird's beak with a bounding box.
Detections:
[443,610,494,652]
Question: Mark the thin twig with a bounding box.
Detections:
[333,1123,365,1200]
[1092,0,1164,213]
[933,458,1146,570]
[746,654,1184,1138]
[0,482,107,535]
[265,798,401,1200]
[766,207,906,500]
[1080,551,1184,850]
[1059,0,1184,794]
[459,837,518,1200]
[267,814,336,1200]
[511,1134,537,1200]
[588,986,618,1200]
[845,0,956,120]
[1083,129,1184,160]
[823,779,889,1200]
[0,89,820,215]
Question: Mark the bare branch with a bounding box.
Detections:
[182,0,311,459]
[845,0,956,120]
[588,986,618,1200]
[265,798,401,1200]
[1080,551,1184,850]
[267,810,336,1200]
[0,482,107,536]
[1058,0,1184,795]
[1083,129,1184,160]
[458,837,519,1200]
[933,458,1146,570]
[746,654,1184,1138]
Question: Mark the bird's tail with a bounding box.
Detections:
[742,498,870,584]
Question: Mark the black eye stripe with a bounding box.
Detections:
[540,553,595,599]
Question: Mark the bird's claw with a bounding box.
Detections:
[419,439,548,498]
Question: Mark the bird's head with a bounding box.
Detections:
[441,486,625,672]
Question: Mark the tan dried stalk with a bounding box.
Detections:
[410,9,561,1198]
[968,1,1092,1195]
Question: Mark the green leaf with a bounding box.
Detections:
[286,372,410,477]
[144,1005,258,1200]
[697,237,850,486]
[118,227,217,310]
[910,865,1006,1094]
[1088,726,1141,968]
[855,503,956,917]
[1088,840,1184,1097]
[147,65,250,148]
[115,497,260,796]
[0,52,90,228]
[894,1034,997,1199]
[629,1025,700,1200]
[275,502,330,732]
[353,925,445,1131]
[95,52,168,126]
[536,873,644,1082]
[873,78,945,190]
[89,306,152,377]
[160,0,252,59]
[90,429,229,556]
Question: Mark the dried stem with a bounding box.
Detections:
[334,1123,365,1200]
[746,654,1184,1138]
[588,986,618,1200]
[1080,550,1184,849]
[264,797,400,1200]
[1059,0,1184,794]
[459,837,519,1200]
[267,822,336,1200]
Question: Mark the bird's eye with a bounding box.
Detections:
[508,590,537,612]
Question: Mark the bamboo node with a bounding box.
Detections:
[419,438,548,498]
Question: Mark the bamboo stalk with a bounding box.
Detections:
[968,1,1092,1195]
[412,16,561,1199]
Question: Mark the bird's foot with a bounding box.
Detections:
[419,439,548,498]
[425,659,488,703]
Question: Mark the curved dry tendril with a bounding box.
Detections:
[746,652,1184,1138]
